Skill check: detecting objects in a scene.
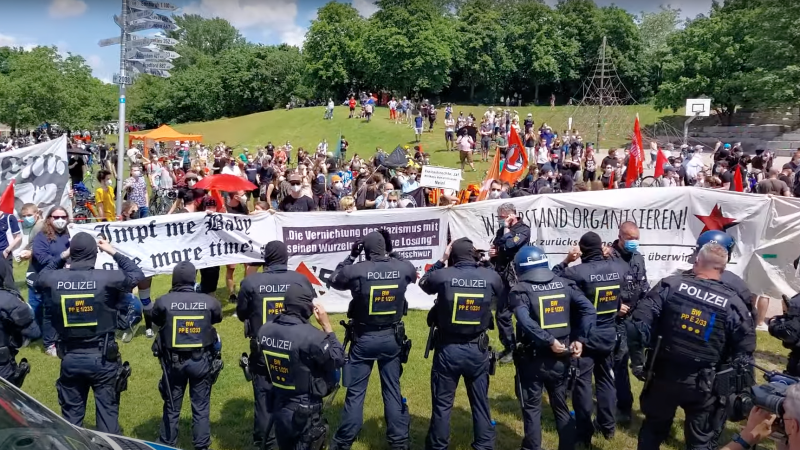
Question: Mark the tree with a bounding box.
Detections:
[303,2,368,97]
[637,7,681,99]
[451,0,509,101]
[0,47,65,134]
[169,14,246,70]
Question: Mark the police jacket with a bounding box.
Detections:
[151,287,222,352]
[608,240,650,309]
[0,288,41,353]
[36,252,144,344]
[554,256,629,353]
[490,220,531,277]
[237,265,315,338]
[673,268,755,315]
[257,313,345,398]
[330,235,416,329]
[630,273,755,371]
[419,260,503,340]
[768,293,800,355]
[509,271,596,349]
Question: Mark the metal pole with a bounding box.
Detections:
[683,113,699,146]
[115,0,127,218]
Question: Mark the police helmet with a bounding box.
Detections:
[514,246,551,282]
[696,230,735,260]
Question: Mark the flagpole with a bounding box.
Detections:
[115,0,128,217]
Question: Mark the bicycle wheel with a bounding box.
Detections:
[73,207,90,224]
[640,176,660,187]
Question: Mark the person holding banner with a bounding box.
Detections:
[330,231,417,450]
[490,203,531,364]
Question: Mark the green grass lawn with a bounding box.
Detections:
[113,104,679,186]
[11,260,784,450]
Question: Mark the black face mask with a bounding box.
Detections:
[129,210,140,220]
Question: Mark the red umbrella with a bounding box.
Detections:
[194,174,256,192]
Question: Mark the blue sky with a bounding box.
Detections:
[2,0,714,83]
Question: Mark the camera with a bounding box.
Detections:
[728,363,800,441]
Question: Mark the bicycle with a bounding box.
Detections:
[149,188,178,216]
[73,192,98,224]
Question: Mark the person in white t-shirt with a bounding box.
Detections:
[196,145,208,164]
[222,157,243,177]
[444,114,456,151]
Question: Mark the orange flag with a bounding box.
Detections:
[478,149,502,201]
[499,130,529,185]
[733,166,744,192]
[653,149,669,178]
[0,180,15,214]
[210,189,227,213]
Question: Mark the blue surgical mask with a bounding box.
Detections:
[623,240,639,253]
[22,216,36,228]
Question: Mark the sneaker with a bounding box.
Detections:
[229,294,237,304]
[756,323,768,332]
[232,312,238,319]
[122,331,131,342]
[498,348,514,364]
[146,329,154,339]
[45,345,57,357]
[616,409,632,425]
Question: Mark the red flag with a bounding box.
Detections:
[608,171,615,189]
[478,149,502,201]
[0,180,14,214]
[210,189,227,213]
[499,131,528,185]
[733,166,744,192]
[653,149,669,178]
[633,114,644,176]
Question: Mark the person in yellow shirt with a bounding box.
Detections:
[95,170,116,221]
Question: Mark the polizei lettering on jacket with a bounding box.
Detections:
[260,336,292,350]
[531,281,565,291]
[259,284,290,293]
[451,278,487,288]
[367,271,400,280]
[590,273,621,282]
[57,281,97,290]
[678,283,728,308]
[171,302,208,310]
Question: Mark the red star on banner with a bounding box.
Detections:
[694,204,739,234]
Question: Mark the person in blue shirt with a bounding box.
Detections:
[0,210,21,266]
[414,113,424,143]
[402,168,420,193]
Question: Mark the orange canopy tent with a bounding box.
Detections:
[128,125,203,157]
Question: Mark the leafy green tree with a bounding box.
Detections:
[637,7,681,98]
[451,0,509,101]
[169,14,246,70]
[0,47,64,134]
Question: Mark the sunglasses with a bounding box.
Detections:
[490,189,501,192]
[290,182,301,186]
[51,215,68,220]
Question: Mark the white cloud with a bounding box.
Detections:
[184,0,309,47]
[279,25,307,47]
[48,0,88,19]
[0,33,37,51]
[352,0,379,17]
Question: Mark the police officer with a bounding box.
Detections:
[629,242,755,450]
[238,240,315,449]
[490,202,531,363]
[258,284,344,450]
[509,245,596,450]
[768,293,800,376]
[554,231,629,444]
[329,231,417,450]
[151,261,223,450]
[36,232,144,434]
[0,264,40,387]
[605,221,649,423]
[419,238,503,450]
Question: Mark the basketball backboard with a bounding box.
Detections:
[685,98,711,117]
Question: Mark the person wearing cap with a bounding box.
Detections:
[151,262,222,450]
[418,238,503,450]
[685,146,706,185]
[553,232,631,445]
[661,165,679,187]
[321,174,348,211]
[279,173,317,212]
[540,152,563,176]
[258,284,343,450]
[36,232,144,434]
[508,245,595,450]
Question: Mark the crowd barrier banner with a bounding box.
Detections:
[0,135,71,216]
[72,187,800,310]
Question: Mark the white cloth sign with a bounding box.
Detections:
[0,136,71,216]
[420,166,462,191]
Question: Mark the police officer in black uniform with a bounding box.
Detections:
[238,240,315,449]
[330,231,417,450]
[685,231,756,314]
[768,292,800,376]
[629,242,756,450]
[419,238,503,450]
[606,221,649,423]
[0,263,40,387]
[553,231,629,444]
[509,245,596,450]
[258,284,344,450]
[36,232,144,434]
[151,261,223,450]
[490,202,531,363]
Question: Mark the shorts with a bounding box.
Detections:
[481,137,491,151]
[415,127,423,135]
[445,131,454,141]
[350,106,355,112]
[459,150,473,164]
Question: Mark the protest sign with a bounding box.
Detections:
[0,136,71,216]
[420,166,462,191]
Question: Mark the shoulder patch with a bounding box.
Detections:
[512,235,520,243]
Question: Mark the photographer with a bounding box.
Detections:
[721,382,800,450]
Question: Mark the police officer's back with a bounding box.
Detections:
[329,231,416,450]
[0,267,40,388]
[419,238,503,450]
[630,242,755,450]
[258,284,344,450]
[237,240,314,449]
[768,293,800,376]
[151,261,222,450]
[35,232,144,434]
[553,231,628,443]
[509,246,595,450]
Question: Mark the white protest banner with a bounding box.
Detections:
[72,212,278,276]
[274,209,449,313]
[0,136,71,216]
[449,187,771,288]
[751,195,800,298]
[420,166,462,191]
